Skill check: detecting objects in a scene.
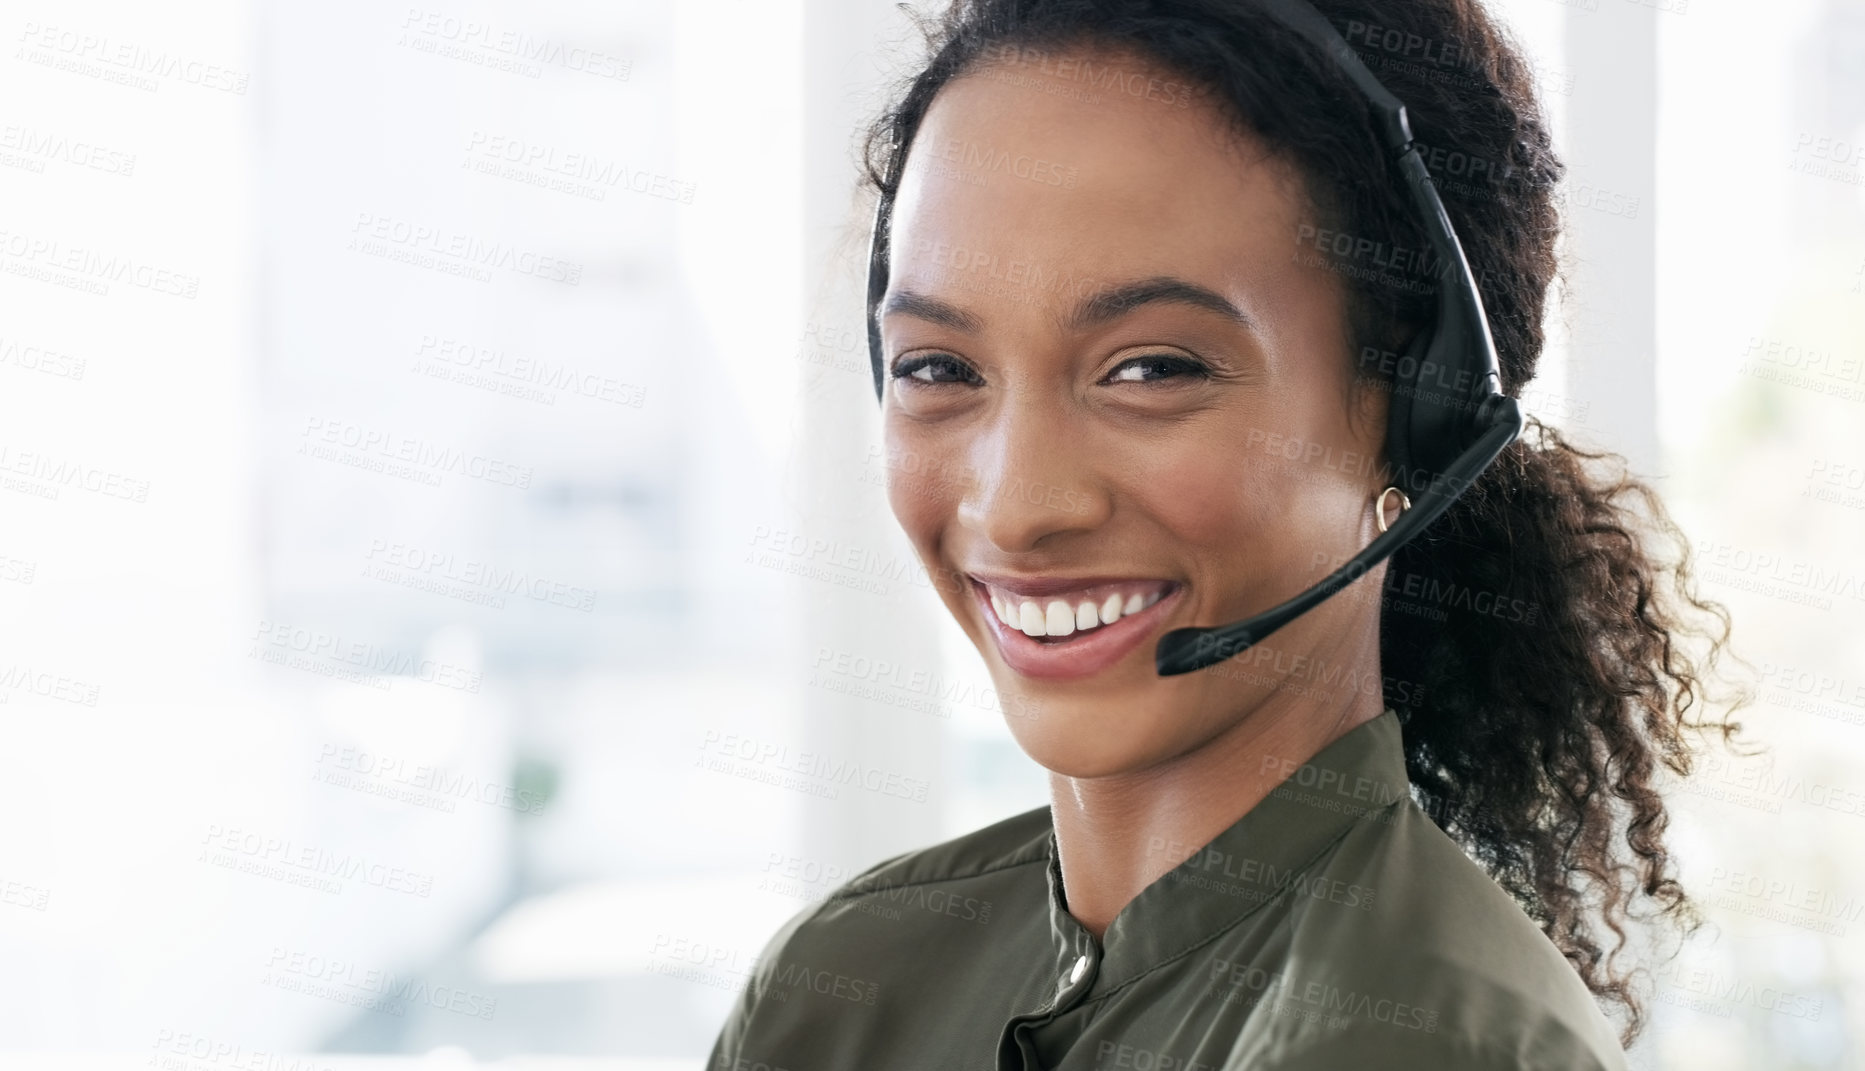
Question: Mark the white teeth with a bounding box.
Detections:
[1045,600,1075,636]
[1100,593,1123,624]
[985,581,1170,640]
[1019,600,1047,636]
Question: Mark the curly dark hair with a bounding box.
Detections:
[856,0,1758,1047]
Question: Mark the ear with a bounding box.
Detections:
[1346,361,1394,491]
[1353,318,1425,489]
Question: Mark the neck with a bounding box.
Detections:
[1047,658,1385,941]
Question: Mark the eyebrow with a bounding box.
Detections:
[880,275,1256,336]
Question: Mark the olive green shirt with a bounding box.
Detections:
[706,709,1630,1070]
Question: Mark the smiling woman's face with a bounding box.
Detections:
[878,44,1395,778]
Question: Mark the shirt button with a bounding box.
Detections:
[1068,954,1089,985]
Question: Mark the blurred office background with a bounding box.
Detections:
[0,0,1860,1067]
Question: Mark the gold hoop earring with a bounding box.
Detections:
[1375,486,1411,534]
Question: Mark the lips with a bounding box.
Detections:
[969,576,1184,681]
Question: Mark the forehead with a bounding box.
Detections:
[887,44,1316,315]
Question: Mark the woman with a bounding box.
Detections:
[710,0,1748,1067]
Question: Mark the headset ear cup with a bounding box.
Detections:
[866,192,892,405]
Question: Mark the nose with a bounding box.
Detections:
[954,389,1111,552]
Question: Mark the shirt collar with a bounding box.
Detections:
[1042,707,1411,995]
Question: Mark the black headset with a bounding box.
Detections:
[863,0,1525,677]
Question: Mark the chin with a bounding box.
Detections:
[1000,692,1181,779]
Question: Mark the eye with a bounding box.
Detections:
[1104,354,1213,384]
[891,353,982,387]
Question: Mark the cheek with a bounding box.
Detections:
[881,425,959,549]
[1124,437,1274,552]
[1122,430,1348,584]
